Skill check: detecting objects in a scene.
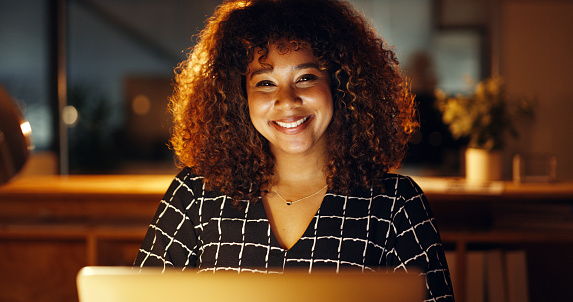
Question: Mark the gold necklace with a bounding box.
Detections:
[269,183,328,206]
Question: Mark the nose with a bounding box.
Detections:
[275,85,302,110]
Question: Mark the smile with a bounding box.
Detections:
[274,116,310,128]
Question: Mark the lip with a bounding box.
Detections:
[270,115,313,134]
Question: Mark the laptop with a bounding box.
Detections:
[77,266,425,302]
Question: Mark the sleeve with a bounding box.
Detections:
[386,176,455,302]
[134,170,200,270]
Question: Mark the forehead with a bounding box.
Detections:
[248,43,319,69]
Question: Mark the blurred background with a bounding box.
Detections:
[4,0,570,179]
[1,1,573,302]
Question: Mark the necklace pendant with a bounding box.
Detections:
[270,183,328,206]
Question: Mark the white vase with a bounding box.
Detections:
[465,148,502,185]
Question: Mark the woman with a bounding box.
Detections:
[135,0,454,300]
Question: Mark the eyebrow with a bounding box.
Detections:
[249,62,321,79]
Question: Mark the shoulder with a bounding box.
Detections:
[368,174,429,219]
[161,168,204,200]
[176,167,205,185]
[373,173,425,199]
[175,167,206,190]
[163,168,230,211]
[342,173,424,201]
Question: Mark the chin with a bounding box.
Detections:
[275,141,320,156]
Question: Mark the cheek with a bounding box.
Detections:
[247,96,269,126]
[318,89,334,120]
[326,101,334,120]
[325,104,334,127]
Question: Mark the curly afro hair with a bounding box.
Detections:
[169,0,417,206]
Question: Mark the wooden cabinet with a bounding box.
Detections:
[0,175,171,302]
[1,175,572,301]
[420,178,573,302]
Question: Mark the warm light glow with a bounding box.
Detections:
[62,105,79,126]
[20,120,34,150]
[132,94,151,116]
[20,121,32,136]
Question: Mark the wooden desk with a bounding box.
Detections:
[416,177,573,302]
[0,175,171,302]
[1,175,572,302]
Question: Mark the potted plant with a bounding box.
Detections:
[435,76,533,184]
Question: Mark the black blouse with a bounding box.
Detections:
[135,168,454,301]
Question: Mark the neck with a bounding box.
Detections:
[271,146,328,187]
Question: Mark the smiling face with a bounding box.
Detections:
[246,43,333,158]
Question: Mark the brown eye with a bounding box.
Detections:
[256,80,275,87]
[297,74,318,82]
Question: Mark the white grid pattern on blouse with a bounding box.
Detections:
[140,175,426,271]
[135,170,454,301]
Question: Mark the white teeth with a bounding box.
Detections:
[275,116,309,128]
